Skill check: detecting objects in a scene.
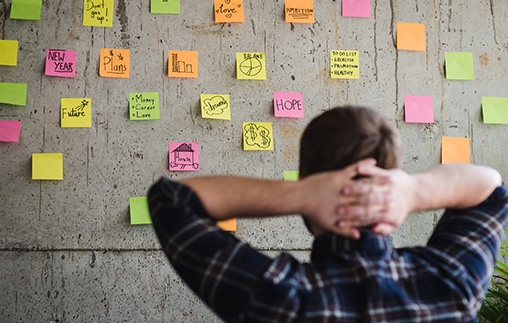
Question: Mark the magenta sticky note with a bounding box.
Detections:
[45,49,77,78]
[404,95,434,123]
[169,142,200,171]
[0,120,21,142]
[342,0,370,18]
[274,92,304,118]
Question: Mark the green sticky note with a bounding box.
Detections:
[10,0,42,20]
[482,97,508,124]
[445,52,474,80]
[32,153,63,180]
[130,197,152,225]
[0,83,27,106]
[284,171,299,181]
[151,0,180,14]
[129,92,160,120]
[0,40,18,66]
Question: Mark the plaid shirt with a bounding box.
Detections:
[148,178,508,323]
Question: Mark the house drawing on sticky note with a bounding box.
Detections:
[170,143,199,170]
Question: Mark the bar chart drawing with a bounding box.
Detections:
[172,53,193,74]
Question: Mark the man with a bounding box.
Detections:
[148,106,508,322]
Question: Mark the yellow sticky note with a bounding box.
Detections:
[32,153,63,180]
[330,50,359,79]
[214,0,244,23]
[285,0,314,23]
[83,0,114,27]
[168,50,198,78]
[200,94,231,120]
[61,98,92,128]
[217,218,236,231]
[397,22,425,51]
[237,52,266,80]
[442,136,470,164]
[243,122,273,151]
[0,40,18,66]
[99,48,130,78]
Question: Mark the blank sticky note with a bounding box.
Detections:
[236,52,266,80]
[130,197,152,225]
[397,22,425,51]
[83,0,114,27]
[243,122,273,151]
[0,120,21,142]
[330,50,359,79]
[32,153,63,180]
[482,97,508,124]
[0,40,18,66]
[0,83,27,106]
[99,48,130,78]
[45,49,77,78]
[284,171,299,181]
[285,0,314,23]
[217,219,236,231]
[10,0,42,20]
[442,137,470,164]
[200,94,231,120]
[445,52,474,80]
[342,0,370,17]
[151,0,180,14]
[214,0,244,23]
[129,93,160,120]
[61,98,92,128]
[168,50,198,78]
[169,142,200,171]
[274,92,304,118]
[404,95,433,123]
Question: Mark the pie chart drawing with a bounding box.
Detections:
[239,57,263,77]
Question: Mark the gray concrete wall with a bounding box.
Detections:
[1,0,507,322]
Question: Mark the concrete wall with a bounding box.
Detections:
[1,0,507,321]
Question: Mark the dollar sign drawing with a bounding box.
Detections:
[259,129,268,147]
[247,124,257,142]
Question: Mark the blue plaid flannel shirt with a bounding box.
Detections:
[148,178,508,323]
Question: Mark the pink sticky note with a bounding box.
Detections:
[404,95,434,123]
[274,92,304,118]
[0,120,21,142]
[169,142,200,171]
[342,0,370,18]
[45,49,77,78]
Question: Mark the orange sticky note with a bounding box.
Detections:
[441,136,470,164]
[285,0,314,23]
[168,50,198,78]
[99,48,130,78]
[218,218,236,231]
[214,0,244,23]
[397,22,425,51]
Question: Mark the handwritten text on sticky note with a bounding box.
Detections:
[274,92,303,118]
[0,40,18,66]
[285,0,314,23]
[331,50,359,79]
[83,0,114,27]
[168,50,198,78]
[404,95,433,123]
[237,52,266,80]
[61,98,92,128]
[243,122,273,151]
[200,94,231,120]
[0,83,27,106]
[214,0,244,23]
[442,136,470,164]
[0,120,21,142]
[32,153,63,180]
[45,50,77,78]
[129,92,160,120]
[100,48,130,78]
[342,0,370,17]
[130,197,152,225]
[169,142,200,171]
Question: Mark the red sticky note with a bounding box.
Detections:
[404,95,433,123]
[0,120,21,142]
[169,142,200,171]
[274,92,304,118]
[45,49,77,78]
[342,0,370,18]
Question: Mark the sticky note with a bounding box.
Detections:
[32,153,63,180]
[482,97,508,124]
[61,98,92,128]
[217,219,236,231]
[0,40,18,66]
[0,83,27,106]
[342,0,370,18]
[214,0,244,23]
[151,0,180,14]
[243,122,273,151]
[236,52,266,80]
[0,120,21,142]
[445,52,474,80]
[331,50,359,79]
[99,48,130,78]
[284,171,299,181]
[130,197,152,225]
[83,0,114,27]
[129,93,160,120]
[274,92,303,118]
[404,95,433,123]
[168,50,198,78]
[285,0,314,23]
[45,50,77,78]
[169,142,200,171]
[200,94,231,120]
[10,0,42,20]
[397,22,425,51]
[441,137,470,164]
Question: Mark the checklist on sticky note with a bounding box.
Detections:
[0,40,19,66]
[274,92,304,118]
[404,95,433,123]
[445,52,474,80]
[217,219,236,231]
[285,0,314,23]
[330,50,359,79]
[32,153,64,180]
[168,50,198,78]
[10,0,42,20]
[129,92,160,120]
[61,98,92,128]
[441,137,470,164]
[342,0,370,18]
[45,49,77,78]
[482,97,508,124]
[130,197,152,225]
[0,120,21,142]
[284,171,300,181]
[151,0,180,14]
[397,22,425,51]
[0,83,27,106]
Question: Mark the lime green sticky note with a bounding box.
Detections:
[236,53,266,80]
[0,83,27,106]
[61,98,92,128]
[32,153,63,180]
[284,171,299,181]
[129,92,160,120]
[445,52,474,80]
[10,0,42,20]
[0,40,19,66]
[482,97,508,124]
[130,197,152,225]
[151,0,180,14]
